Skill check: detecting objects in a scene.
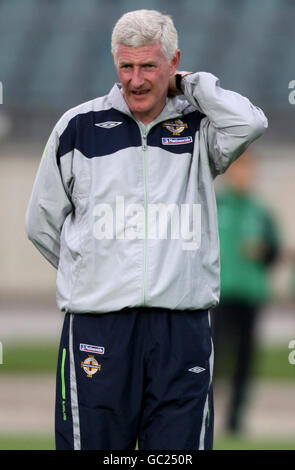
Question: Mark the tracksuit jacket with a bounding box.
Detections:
[26,72,268,314]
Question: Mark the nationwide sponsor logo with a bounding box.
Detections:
[162,119,188,135]
[80,343,105,355]
[81,355,101,378]
[188,366,206,374]
[95,121,122,129]
[162,136,193,145]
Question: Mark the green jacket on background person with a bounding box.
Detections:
[217,187,280,305]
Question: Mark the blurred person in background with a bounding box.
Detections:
[213,151,280,434]
[25,10,268,450]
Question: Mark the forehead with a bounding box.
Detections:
[116,42,166,64]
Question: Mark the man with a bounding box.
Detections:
[26,10,268,450]
[213,152,280,434]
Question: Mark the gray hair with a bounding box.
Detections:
[111,10,178,62]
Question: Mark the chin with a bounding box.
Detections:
[130,103,151,115]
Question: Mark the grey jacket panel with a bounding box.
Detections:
[26,72,268,313]
[182,72,268,175]
[25,127,72,268]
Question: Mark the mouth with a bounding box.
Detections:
[130,89,151,97]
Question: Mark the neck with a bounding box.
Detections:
[132,102,167,125]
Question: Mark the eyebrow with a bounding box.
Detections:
[119,60,157,66]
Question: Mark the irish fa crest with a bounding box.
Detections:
[81,355,101,378]
[162,119,188,135]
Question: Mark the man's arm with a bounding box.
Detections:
[25,125,73,269]
[169,71,268,175]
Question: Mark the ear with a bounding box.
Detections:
[169,49,181,76]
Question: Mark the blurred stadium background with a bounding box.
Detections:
[0,0,294,450]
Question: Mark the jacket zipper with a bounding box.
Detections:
[115,110,182,307]
[139,115,182,306]
[142,132,148,306]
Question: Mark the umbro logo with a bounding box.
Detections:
[95,121,122,129]
[188,366,206,374]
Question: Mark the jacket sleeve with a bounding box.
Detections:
[182,72,268,175]
[25,123,73,269]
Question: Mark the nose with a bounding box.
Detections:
[130,66,145,88]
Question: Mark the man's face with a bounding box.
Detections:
[114,42,180,124]
[225,153,255,193]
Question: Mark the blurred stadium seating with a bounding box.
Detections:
[0,0,294,143]
[0,0,294,450]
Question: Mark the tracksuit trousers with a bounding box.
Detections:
[55,306,214,450]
